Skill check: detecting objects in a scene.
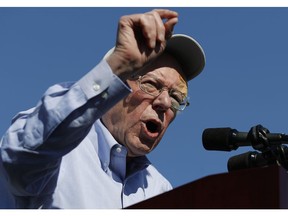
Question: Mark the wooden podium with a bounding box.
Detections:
[127,165,288,209]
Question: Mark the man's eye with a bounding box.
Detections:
[171,97,182,105]
[142,81,158,90]
[171,92,183,103]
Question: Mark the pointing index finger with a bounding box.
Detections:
[152,9,178,39]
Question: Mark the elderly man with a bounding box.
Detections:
[0,9,205,208]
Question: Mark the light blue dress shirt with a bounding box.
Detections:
[0,60,172,209]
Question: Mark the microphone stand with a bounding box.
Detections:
[227,125,288,172]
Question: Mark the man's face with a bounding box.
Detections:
[102,53,188,157]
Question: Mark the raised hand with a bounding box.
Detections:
[106,9,178,81]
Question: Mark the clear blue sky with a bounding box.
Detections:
[1,7,288,189]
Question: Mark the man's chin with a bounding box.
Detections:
[126,144,154,157]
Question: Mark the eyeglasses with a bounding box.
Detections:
[137,75,190,111]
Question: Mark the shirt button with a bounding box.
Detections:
[103,162,107,167]
[116,147,122,153]
[93,83,100,91]
[101,92,108,99]
[103,162,108,170]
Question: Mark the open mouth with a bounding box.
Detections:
[146,121,160,133]
[139,119,163,148]
[143,118,162,138]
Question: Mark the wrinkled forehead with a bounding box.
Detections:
[151,53,188,92]
[131,52,188,95]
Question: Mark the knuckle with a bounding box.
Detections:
[118,15,130,27]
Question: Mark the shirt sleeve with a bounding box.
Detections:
[0,59,131,197]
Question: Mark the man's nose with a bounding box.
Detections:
[152,90,172,112]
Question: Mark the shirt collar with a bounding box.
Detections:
[95,119,151,178]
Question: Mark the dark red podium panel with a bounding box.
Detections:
[127,165,288,209]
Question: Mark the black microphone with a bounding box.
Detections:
[202,127,288,151]
[227,151,274,172]
[227,145,288,172]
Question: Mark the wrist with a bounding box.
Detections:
[106,52,138,81]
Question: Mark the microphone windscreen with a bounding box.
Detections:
[227,151,269,172]
[202,127,233,151]
[227,151,254,171]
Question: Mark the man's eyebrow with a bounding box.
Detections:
[145,74,164,84]
[145,74,187,93]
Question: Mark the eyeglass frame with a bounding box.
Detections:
[136,75,190,111]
